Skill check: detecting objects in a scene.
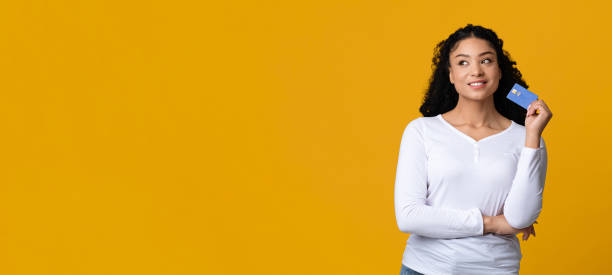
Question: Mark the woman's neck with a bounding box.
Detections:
[444,97,503,128]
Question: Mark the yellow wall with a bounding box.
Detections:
[0,0,608,274]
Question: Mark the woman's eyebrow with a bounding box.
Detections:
[454,51,495,58]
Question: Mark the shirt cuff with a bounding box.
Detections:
[468,207,484,236]
[522,146,542,154]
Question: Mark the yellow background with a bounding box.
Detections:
[0,0,608,274]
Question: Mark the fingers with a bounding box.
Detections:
[527,102,535,116]
[527,226,532,240]
[521,223,538,241]
[536,99,550,113]
[528,99,553,117]
[532,100,543,115]
[521,226,531,241]
[527,100,540,116]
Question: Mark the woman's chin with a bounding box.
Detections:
[458,90,495,100]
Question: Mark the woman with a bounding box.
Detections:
[394,24,552,274]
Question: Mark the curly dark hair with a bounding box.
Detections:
[419,24,529,126]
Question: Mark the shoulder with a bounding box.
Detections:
[400,115,444,142]
[403,115,440,133]
[405,115,440,128]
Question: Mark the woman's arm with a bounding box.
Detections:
[503,99,552,229]
[483,214,536,240]
[502,134,548,229]
[394,119,484,239]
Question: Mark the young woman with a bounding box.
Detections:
[394,24,553,274]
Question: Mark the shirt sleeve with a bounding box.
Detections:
[394,119,484,239]
[502,136,548,229]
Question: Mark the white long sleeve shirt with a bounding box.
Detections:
[394,114,547,275]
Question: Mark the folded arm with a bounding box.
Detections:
[394,119,484,239]
[502,135,548,229]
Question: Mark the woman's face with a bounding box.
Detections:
[448,37,502,101]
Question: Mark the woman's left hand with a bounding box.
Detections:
[525,99,553,135]
[521,221,537,241]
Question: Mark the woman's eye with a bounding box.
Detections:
[459,61,467,65]
[481,58,492,64]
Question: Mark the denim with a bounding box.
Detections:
[400,264,424,275]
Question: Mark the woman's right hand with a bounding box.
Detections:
[483,214,536,241]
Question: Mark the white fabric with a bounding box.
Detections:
[394,114,547,275]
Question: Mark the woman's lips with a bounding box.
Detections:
[467,81,487,90]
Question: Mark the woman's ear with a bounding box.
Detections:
[449,67,454,84]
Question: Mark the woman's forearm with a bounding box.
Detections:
[482,215,514,234]
[483,214,534,235]
[482,215,496,234]
[525,131,541,149]
[483,215,491,234]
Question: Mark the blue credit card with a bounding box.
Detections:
[506,83,538,109]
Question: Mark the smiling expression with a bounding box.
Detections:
[448,37,502,101]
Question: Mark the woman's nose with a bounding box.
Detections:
[470,64,484,76]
